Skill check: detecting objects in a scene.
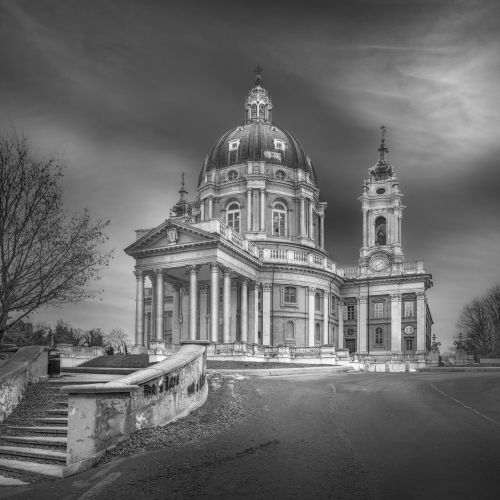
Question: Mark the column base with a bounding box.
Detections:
[131,345,149,354]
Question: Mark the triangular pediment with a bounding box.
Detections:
[124,220,218,255]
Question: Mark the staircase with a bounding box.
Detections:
[0,374,118,485]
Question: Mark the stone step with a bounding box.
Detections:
[45,409,68,415]
[0,445,66,463]
[7,426,67,435]
[0,472,28,486]
[34,417,68,425]
[0,458,65,478]
[1,436,67,447]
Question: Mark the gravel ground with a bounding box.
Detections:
[98,372,261,465]
[207,360,326,369]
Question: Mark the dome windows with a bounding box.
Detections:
[272,201,287,237]
[275,169,286,181]
[227,170,238,181]
[228,140,240,165]
[226,202,240,232]
[376,188,386,194]
[274,139,286,151]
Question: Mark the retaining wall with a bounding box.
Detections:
[61,341,209,475]
[0,346,49,422]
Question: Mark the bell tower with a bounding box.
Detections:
[359,127,405,274]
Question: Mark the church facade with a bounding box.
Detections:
[125,71,433,355]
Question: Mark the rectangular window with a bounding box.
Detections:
[331,295,336,314]
[258,291,262,311]
[375,327,384,345]
[346,305,355,321]
[284,286,297,304]
[404,301,414,318]
[374,302,384,319]
[405,338,414,351]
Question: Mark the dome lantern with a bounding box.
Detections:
[244,65,273,125]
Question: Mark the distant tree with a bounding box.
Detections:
[0,134,112,343]
[81,328,104,347]
[456,285,500,356]
[53,319,82,345]
[3,320,49,346]
[104,328,131,355]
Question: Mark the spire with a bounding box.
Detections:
[179,173,187,202]
[170,172,191,219]
[369,125,394,181]
[245,66,273,124]
[378,125,388,163]
[254,65,263,86]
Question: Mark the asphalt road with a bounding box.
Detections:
[4,372,500,500]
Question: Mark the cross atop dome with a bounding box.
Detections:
[254,65,263,86]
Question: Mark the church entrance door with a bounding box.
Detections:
[345,339,356,354]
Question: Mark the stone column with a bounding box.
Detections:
[247,189,252,232]
[199,283,209,340]
[222,268,231,343]
[338,301,344,349]
[134,271,145,347]
[260,188,265,232]
[154,269,164,341]
[200,200,205,222]
[240,278,248,343]
[172,287,181,344]
[319,214,325,248]
[262,283,271,345]
[251,281,260,344]
[416,292,426,352]
[362,209,368,248]
[300,196,305,236]
[358,296,368,353]
[208,196,213,219]
[188,266,198,340]
[309,200,314,240]
[231,280,238,342]
[391,294,402,353]
[210,264,219,343]
[308,287,316,347]
[323,291,329,345]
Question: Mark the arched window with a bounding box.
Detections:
[285,321,295,340]
[375,327,384,345]
[375,216,387,245]
[259,104,266,119]
[315,323,321,344]
[272,202,287,237]
[315,292,321,312]
[226,202,240,232]
[251,104,257,120]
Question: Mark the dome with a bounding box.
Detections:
[198,122,318,186]
[198,67,318,186]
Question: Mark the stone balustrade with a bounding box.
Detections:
[61,341,209,475]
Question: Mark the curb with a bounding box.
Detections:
[419,367,500,373]
[207,366,354,377]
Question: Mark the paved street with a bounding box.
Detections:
[3,371,500,499]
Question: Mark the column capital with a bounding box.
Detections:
[187,265,200,275]
[210,262,220,273]
[339,301,345,307]
[250,281,261,291]
[391,293,401,302]
[416,291,425,300]
[307,286,317,296]
[222,267,232,277]
[358,295,368,304]
[240,277,250,287]
[134,270,144,280]
[199,283,209,294]
[153,268,164,277]
[262,282,272,292]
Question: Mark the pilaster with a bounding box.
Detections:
[262,282,271,345]
[390,294,402,353]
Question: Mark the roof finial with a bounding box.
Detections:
[254,65,263,86]
[378,125,388,163]
[179,172,187,201]
[181,172,185,190]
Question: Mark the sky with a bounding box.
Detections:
[1,0,499,350]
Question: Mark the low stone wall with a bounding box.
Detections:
[0,346,49,422]
[58,345,106,368]
[61,340,210,475]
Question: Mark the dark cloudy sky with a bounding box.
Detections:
[1,0,499,350]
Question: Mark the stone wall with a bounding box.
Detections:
[0,346,49,422]
[61,341,209,475]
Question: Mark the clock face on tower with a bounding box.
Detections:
[369,255,389,272]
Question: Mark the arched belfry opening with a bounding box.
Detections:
[375,216,387,246]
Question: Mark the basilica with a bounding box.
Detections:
[125,70,433,355]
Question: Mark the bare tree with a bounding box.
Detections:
[0,134,112,343]
[104,328,131,355]
[456,284,500,356]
